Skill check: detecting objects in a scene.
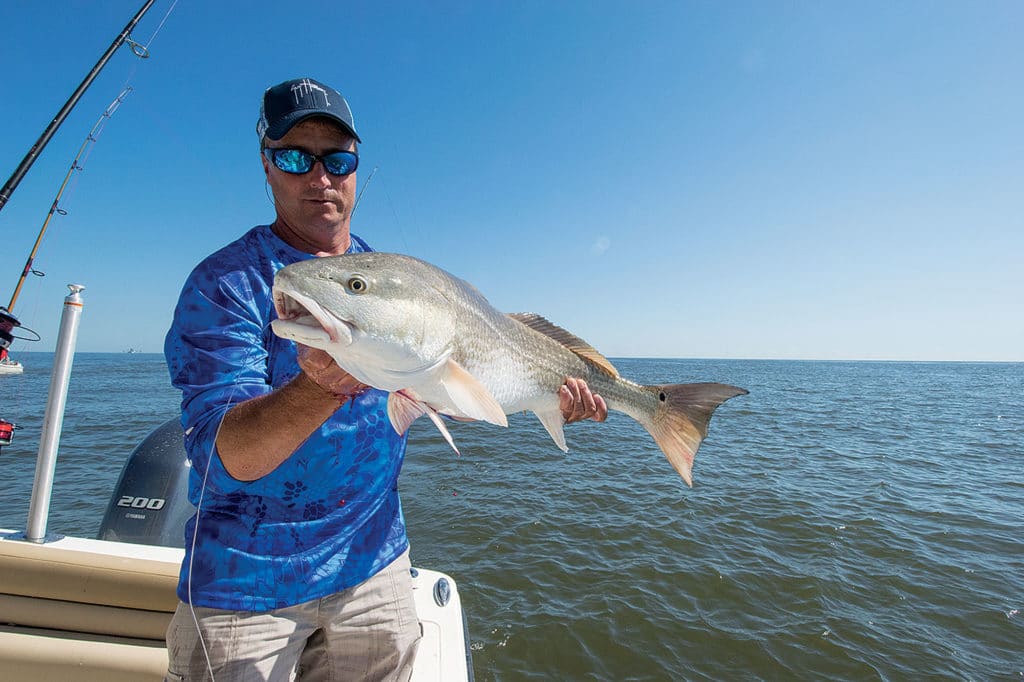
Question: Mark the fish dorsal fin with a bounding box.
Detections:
[508,313,619,378]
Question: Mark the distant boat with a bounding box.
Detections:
[0,358,23,375]
[123,347,140,354]
[0,350,23,375]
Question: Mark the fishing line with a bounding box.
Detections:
[374,170,414,254]
[184,317,385,680]
[139,0,179,51]
[264,179,277,209]
[186,428,217,681]
[185,333,263,682]
[185,317,329,680]
[352,166,378,217]
[114,0,179,89]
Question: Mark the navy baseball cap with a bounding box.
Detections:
[257,77,361,143]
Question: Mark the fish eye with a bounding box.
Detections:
[346,276,368,294]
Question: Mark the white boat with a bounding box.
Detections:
[0,295,474,682]
[0,356,23,375]
[0,533,471,681]
[2,6,472,677]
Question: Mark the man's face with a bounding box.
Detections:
[262,118,357,252]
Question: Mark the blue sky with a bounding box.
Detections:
[1,1,1021,360]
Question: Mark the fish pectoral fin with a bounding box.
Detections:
[425,411,461,456]
[387,391,429,435]
[387,391,462,455]
[440,359,508,427]
[534,408,568,453]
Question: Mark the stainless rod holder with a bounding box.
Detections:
[25,284,85,542]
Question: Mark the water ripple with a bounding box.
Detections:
[3,355,1022,679]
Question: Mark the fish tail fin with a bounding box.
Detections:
[641,382,747,487]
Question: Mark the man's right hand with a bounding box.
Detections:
[218,346,370,480]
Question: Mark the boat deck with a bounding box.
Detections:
[0,532,469,681]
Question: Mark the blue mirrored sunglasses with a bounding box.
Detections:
[263,147,359,176]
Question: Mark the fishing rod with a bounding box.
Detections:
[5,87,134,315]
[0,0,155,213]
[0,0,178,355]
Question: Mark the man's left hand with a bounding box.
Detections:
[297,345,369,401]
[559,377,608,424]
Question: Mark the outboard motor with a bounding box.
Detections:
[97,417,194,547]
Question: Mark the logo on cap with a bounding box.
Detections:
[291,78,331,109]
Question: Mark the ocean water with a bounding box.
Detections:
[1,353,1021,680]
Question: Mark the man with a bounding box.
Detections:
[164,77,606,681]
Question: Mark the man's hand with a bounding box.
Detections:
[296,346,369,401]
[218,347,369,480]
[559,377,608,424]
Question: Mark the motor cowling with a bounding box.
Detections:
[97,417,194,547]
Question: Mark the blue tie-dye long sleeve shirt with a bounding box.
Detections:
[164,224,409,611]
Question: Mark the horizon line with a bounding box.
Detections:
[6,350,1022,364]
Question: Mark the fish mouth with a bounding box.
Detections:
[272,287,354,346]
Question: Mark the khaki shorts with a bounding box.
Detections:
[165,549,421,682]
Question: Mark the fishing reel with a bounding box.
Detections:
[0,308,19,351]
[0,419,16,449]
[1,309,24,450]
[0,307,40,351]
